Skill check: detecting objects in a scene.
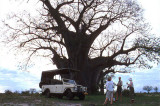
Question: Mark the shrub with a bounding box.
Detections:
[21,90,30,95]
[122,89,130,97]
[4,90,13,95]
[14,90,20,94]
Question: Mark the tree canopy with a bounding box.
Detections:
[3,0,160,93]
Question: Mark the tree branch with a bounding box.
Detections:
[89,18,115,45]
[56,0,74,10]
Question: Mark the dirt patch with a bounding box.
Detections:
[18,103,29,106]
[1,103,82,106]
[57,103,82,106]
[21,96,31,99]
[1,103,29,106]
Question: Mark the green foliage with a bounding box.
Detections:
[122,89,130,97]
[4,90,13,95]
[14,90,20,94]
[21,90,30,95]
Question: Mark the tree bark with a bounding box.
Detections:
[100,79,104,94]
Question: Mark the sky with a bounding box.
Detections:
[0,0,160,93]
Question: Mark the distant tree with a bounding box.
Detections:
[4,90,13,95]
[154,87,158,93]
[143,86,153,93]
[14,90,20,94]
[21,90,30,95]
[3,0,160,93]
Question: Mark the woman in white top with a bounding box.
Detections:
[104,77,114,105]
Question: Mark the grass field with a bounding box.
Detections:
[0,93,160,106]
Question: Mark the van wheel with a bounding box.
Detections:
[45,90,51,98]
[66,90,74,100]
[79,93,85,100]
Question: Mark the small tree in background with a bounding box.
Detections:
[21,90,30,95]
[4,90,13,95]
[154,87,158,93]
[143,86,153,93]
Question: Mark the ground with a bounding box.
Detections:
[0,93,160,106]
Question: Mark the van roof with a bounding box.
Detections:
[39,68,79,88]
[41,68,79,75]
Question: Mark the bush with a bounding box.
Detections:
[14,90,20,94]
[21,90,30,95]
[4,90,13,95]
[122,89,130,97]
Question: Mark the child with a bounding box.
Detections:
[104,77,114,105]
[127,78,135,103]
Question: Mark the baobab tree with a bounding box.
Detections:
[3,0,160,93]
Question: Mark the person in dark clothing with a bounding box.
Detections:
[116,77,123,101]
[127,78,135,103]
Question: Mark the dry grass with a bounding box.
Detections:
[0,93,160,106]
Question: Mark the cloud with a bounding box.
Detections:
[133,68,160,92]
[0,86,9,93]
[139,0,160,36]
[0,69,41,93]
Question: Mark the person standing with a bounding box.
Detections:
[116,77,123,101]
[127,78,135,103]
[104,77,114,105]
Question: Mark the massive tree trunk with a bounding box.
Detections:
[52,48,109,93]
[100,79,104,94]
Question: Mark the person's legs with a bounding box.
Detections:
[131,87,135,103]
[113,91,116,102]
[116,87,121,101]
[110,97,113,104]
[110,91,113,104]
[119,86,122,101]
[116,91,118,100]
[129,87,135,103]
[120,93,122,101]
[104,91,110,105]
[104,97,108,105]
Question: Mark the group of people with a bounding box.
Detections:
[103,77,135,105]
